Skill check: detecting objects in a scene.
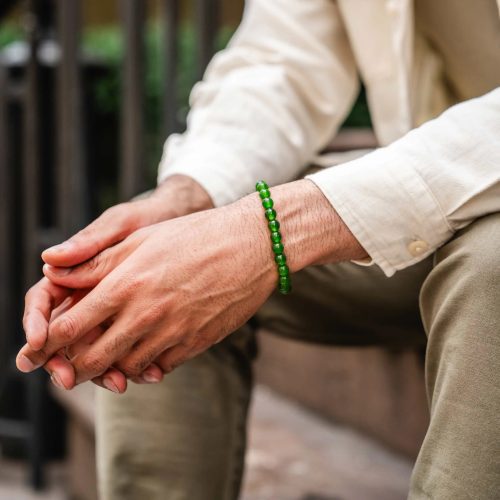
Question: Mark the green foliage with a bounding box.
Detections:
[81,23,235,182]
[0,23,23,48]
[82,22,234,122]
[82,25,122,114]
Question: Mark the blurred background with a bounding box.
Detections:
[0,1,426,499]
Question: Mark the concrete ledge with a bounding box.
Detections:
[255,331,429,458]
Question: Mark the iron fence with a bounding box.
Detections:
[0,0,223,488]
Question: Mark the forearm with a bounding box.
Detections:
[240,179,368,274]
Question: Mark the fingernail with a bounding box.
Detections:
[17,354,35,373]
[50,372,65,390]
[103,379,120,394]
[45,242,73,254]
[43,264,71,276]
[142,370,161,383]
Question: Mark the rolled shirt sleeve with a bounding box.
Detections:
[308,88,500,276]
[157,0,358,207]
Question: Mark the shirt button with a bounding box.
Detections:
[408,240,429,257]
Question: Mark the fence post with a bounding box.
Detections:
[22,4,45,488]
[120,0,145,201]
[162,0,180,135]
[56,0,87,236]
[0,65,10,373]
[23,3,41,287]
[195,0,220,79]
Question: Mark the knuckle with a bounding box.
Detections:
[110,273,138,303]
[118,344,158,377]
[73,227,99,255]
[102,336,125,357]
[116,360,142,379]
[134,348,157,372]
[23,348,47,368]
[24,285,36,303]
[86,290,111,317]
[186,331,204,349]
[106,203,136,230]
[168,357,186,372]
[158,359,173,374]
[103,205,121,218]
[133,305,163,329]
[22,310,31,327]
[158,352,186,374]
[50,315,79,343]
[79,352,106,376]
[85,252,103,272]
[75,226,95,242]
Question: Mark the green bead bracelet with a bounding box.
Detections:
[255,180,291,294]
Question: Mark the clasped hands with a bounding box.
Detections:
[16,177,276,393]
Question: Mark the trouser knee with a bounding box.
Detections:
[420,212,500,336]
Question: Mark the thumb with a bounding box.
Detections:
[42,201,150,268]
[42,224,154,289]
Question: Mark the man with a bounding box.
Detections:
[17,0,500,498]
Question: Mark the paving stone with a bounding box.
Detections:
[0,460,65,500]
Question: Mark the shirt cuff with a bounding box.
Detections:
[157,136,255,208]
[306,147,454,277]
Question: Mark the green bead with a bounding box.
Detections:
[278,275,292,294]
[270,231,281,243]
[278,265,289,276]
[255,180,269,191]
[259,189,270,200]
[274,253,287,265]
[268,220,280,232]
[279,275,291,287]
[265,208,277,221]
[262,197,274,209]
[272,242,284,254]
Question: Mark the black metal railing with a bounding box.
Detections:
[0,0,226,488]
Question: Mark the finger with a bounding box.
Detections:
[50,288,89,322]
[45,344,128,394]
[92,367,128,394]
[112,330,181,381]
[41,201,148,268]
[42,231,144,289]
[23,278,70,351]
[44,354,76,390]
[156,342,202,374]
[17,281,119,371]
[135,363,164,384]
[64,325,104,361]
[70,315,171,385]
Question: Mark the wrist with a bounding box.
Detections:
[151,175,214,220]
[242,180,368,274]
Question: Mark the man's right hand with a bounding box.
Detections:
[22,175,213,368]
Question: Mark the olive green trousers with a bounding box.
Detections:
[96,212,500,500]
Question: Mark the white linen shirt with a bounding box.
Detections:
[158,0,500,276]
